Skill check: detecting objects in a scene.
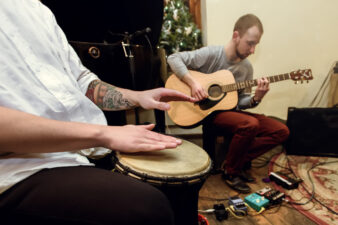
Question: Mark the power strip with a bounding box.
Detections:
[269,172,300,189]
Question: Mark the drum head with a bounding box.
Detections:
[115,140,211,183]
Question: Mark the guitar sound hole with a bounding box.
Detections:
[198,84,226,110]
[208,84,222,98]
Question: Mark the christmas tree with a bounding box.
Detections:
[159,0,202,56]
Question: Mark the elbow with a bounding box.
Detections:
[167,53,181,65]
[167,54,175,67]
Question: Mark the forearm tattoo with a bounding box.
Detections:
[86,80,97,101]
[86,80,134,110]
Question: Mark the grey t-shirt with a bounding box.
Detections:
[167,45,254,109]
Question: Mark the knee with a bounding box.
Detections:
[269,123,290,144]
[236,118,259,136]
[276,124,290,143]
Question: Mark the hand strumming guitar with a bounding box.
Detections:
[181,72,208,101]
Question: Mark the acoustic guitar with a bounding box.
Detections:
[165,69,313,127]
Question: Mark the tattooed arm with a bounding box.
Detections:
[0,81,195,153]
[86,80,136,111]
[86,79,196,111]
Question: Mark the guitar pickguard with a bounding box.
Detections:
[198,93,227,110]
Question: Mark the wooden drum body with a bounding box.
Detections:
[113,140,212,225]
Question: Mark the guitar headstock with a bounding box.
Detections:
[290,69,313,83]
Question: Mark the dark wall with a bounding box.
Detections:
[42,0,164,46]
[41,0,165,126]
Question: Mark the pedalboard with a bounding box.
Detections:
[256,186,272,196]
[228,196,247,215]
[264,190,285,205]
[269,172,300,190]
[256,186,285,205]
[244,193,269,212]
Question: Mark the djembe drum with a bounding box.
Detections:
[113,140,212,225]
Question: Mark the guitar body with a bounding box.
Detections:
[165,70,238,127]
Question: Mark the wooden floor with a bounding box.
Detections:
[183,136,317,225]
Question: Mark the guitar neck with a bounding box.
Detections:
[223,73,291,92]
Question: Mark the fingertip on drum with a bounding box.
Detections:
[175,138,183,145]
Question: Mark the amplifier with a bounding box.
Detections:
[285,106,338,157]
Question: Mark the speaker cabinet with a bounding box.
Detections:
[285,107,338,157]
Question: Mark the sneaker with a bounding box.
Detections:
[222,171,251,193]
[238,170,255,183]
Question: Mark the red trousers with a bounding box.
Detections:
[211,111,289,174]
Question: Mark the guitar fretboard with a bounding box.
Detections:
[222,73,291,92]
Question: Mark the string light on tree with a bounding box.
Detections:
[159,0,202,56]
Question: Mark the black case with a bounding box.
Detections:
[285,106,338,157]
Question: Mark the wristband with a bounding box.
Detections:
[251,96,261,107]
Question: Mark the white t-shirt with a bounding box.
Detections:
[0,0,110,194]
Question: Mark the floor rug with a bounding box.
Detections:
[269,153,338,225]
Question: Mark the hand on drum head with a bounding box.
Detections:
[103,124,182,153]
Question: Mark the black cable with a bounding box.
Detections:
[284,154,316,206]
[106,31,126,39]
[285,154,338,215]
[144,34,154,55]
[284,193,308,202]
[305,160,338,215]
[282,200,316,212]
[272,162,292,171]
[271,149,338,214]
[265,202,283,214]
[251,148,283,168]
[143,34,154,84]
[198,195,230,202]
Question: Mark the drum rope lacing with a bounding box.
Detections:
[113,160,212,185]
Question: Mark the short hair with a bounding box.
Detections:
[234,14,263,36]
